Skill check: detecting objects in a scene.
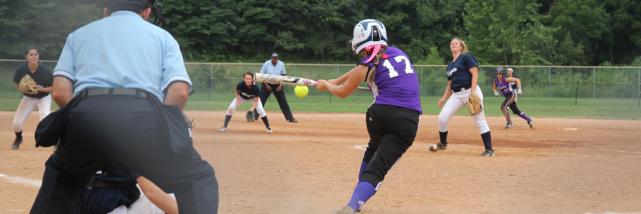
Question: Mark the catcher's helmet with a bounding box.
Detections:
[351,19,388,54]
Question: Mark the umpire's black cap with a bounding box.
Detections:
[103,0,154,12]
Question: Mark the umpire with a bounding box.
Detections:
[30,1,218,213]
[258,53,298,123]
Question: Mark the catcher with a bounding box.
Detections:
[428,37,495,157]
[218,72,272,133]
[11,47,53,150]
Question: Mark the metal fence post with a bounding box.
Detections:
[593,67,596,99]
[638,68,640,107]
[548,67,552,97]
[209,65,214,100]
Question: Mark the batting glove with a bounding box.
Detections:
[494,91,499,96]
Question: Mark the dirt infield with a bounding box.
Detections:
[1,111,640,214]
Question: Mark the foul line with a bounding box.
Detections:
[573,147,641,156]
[0,173,41,188]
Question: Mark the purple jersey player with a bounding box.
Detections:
[316,19,421,214]
[492,67,533,128]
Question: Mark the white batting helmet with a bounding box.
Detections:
[351,19,388,54]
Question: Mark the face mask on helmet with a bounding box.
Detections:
[351,19,388,55]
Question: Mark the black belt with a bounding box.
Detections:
[452,85,471,92]
[80,88,150,98]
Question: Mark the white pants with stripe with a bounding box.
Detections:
[225,97,267,117]
[438,86,490,134]
[12,95,51,133]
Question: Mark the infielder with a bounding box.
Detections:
[11,47,53,150]
[429,37,495,157]
[493,67,533,128]
[316,19,421,214]
[31,1,218,213]
[219,72,272,133]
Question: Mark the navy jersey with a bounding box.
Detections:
[445,53,478,91]
[236,81,259,100]
[13,64,53,98]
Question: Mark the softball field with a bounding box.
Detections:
[1,111,640,214]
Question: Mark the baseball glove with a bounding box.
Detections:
[467,94,483,116]
[183,113,194,129]
[18,75,38,95]
[246,111,257,122]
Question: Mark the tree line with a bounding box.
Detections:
[1,0,640,66]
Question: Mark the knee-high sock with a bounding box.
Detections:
[358,162,367,179]
[519,112,532,122]
[15,131,22,140]
[260,116,270,129]
[481,131,492,151]
[223,115,232,128]
[439,131,448,145]
[347,181,376,211]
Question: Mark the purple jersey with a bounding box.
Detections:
[359,47,422,113]
[494,77,513,96]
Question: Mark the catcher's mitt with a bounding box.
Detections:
[19,75,38,95]
[246,111,257,122]
[467,93,483,116]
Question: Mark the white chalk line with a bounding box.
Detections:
[353,144,368,151]
[0,172,41,188]
[573,147,641,156]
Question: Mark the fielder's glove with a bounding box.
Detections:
[183,113,194,129]
[18,75,39,95]
[467,94,483,116]
[246,111,257,122]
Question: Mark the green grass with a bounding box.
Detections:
[183,92,641,120]
[1,93,639,120]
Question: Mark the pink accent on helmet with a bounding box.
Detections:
[363,44,383,63]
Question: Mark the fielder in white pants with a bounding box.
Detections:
[438,86,490,134]
[219,72,272,133]
[12,47,53,150]
[429,37,494,156]
[13,95,52,133]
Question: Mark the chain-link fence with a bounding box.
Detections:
[1,60,640,105]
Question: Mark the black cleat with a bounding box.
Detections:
[480,150,495,157]
[288,118,298,123]
[11,138,22,150]
[429,143,447,152]
[505,121,513,129]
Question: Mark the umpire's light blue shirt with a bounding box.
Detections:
[259,60,287,76]
[54,11,191,101]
